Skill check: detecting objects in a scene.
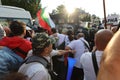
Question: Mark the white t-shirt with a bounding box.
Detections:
[18,62,51,80]
[80,50,103,80]
[67,38,86,68]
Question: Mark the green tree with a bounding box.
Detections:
[82,14,91,22]
[1,0,41,18]
[56,5,67,14]
[51,5,99,25]
[72,8,81,24]
[56,5,68,23]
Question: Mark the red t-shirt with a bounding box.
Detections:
[0,36,32,59]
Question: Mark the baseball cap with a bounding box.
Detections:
[32,33,53,50]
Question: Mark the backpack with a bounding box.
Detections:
[24,56,62,80]
[57,35,66,50]
[56,36,66,58]
[92,51,99,76]
[57,41,65,50]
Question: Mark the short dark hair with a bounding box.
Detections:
[9,21,26,36]
[51,28,57,33]
[35,26,46,33]
[67,30,73,35]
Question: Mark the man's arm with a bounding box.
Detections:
[51,49,75,56]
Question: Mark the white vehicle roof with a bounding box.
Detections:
[0,5,32,19]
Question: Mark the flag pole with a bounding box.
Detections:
[103,0,107,29]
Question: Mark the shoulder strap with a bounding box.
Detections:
[12,47,27,56]
[57,36,66,50]
[64,35,66,41]
[80,39,90,51]
[24,56,50,69]
[92,51,99,76]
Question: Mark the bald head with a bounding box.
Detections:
[95,29,113,51]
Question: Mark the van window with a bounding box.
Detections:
[0,18,32,27]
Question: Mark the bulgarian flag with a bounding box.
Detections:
[37,8,55,32]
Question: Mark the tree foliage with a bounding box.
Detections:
[51,5,92,23]
[56,5,67,14]
[51,5,68,23]
[1,0,41,18]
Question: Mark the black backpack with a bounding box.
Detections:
[57,36,66,50]
[56,36,66,58]
[24,56,62,80]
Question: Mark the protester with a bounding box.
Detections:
[56,28,68,49]
[50,28,59,49]
[51,28,69,80]
[65,32,89,80]
[18,33,53,80]
[66,30,75,45]
[24,26,35,41]
[97,29,120,80]
[18,33,56,80]
[0,21,31,80]
[80,29,113,80]
[0,21,32,59]
[88,27,98,51]
[65,30,75,58]
[76,33,90,52]
[34,26,47,33]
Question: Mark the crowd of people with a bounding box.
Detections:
[0,20,119,80]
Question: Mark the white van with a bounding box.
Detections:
[0,5,33,27]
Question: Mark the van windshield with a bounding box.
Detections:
[0,18,32,27]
